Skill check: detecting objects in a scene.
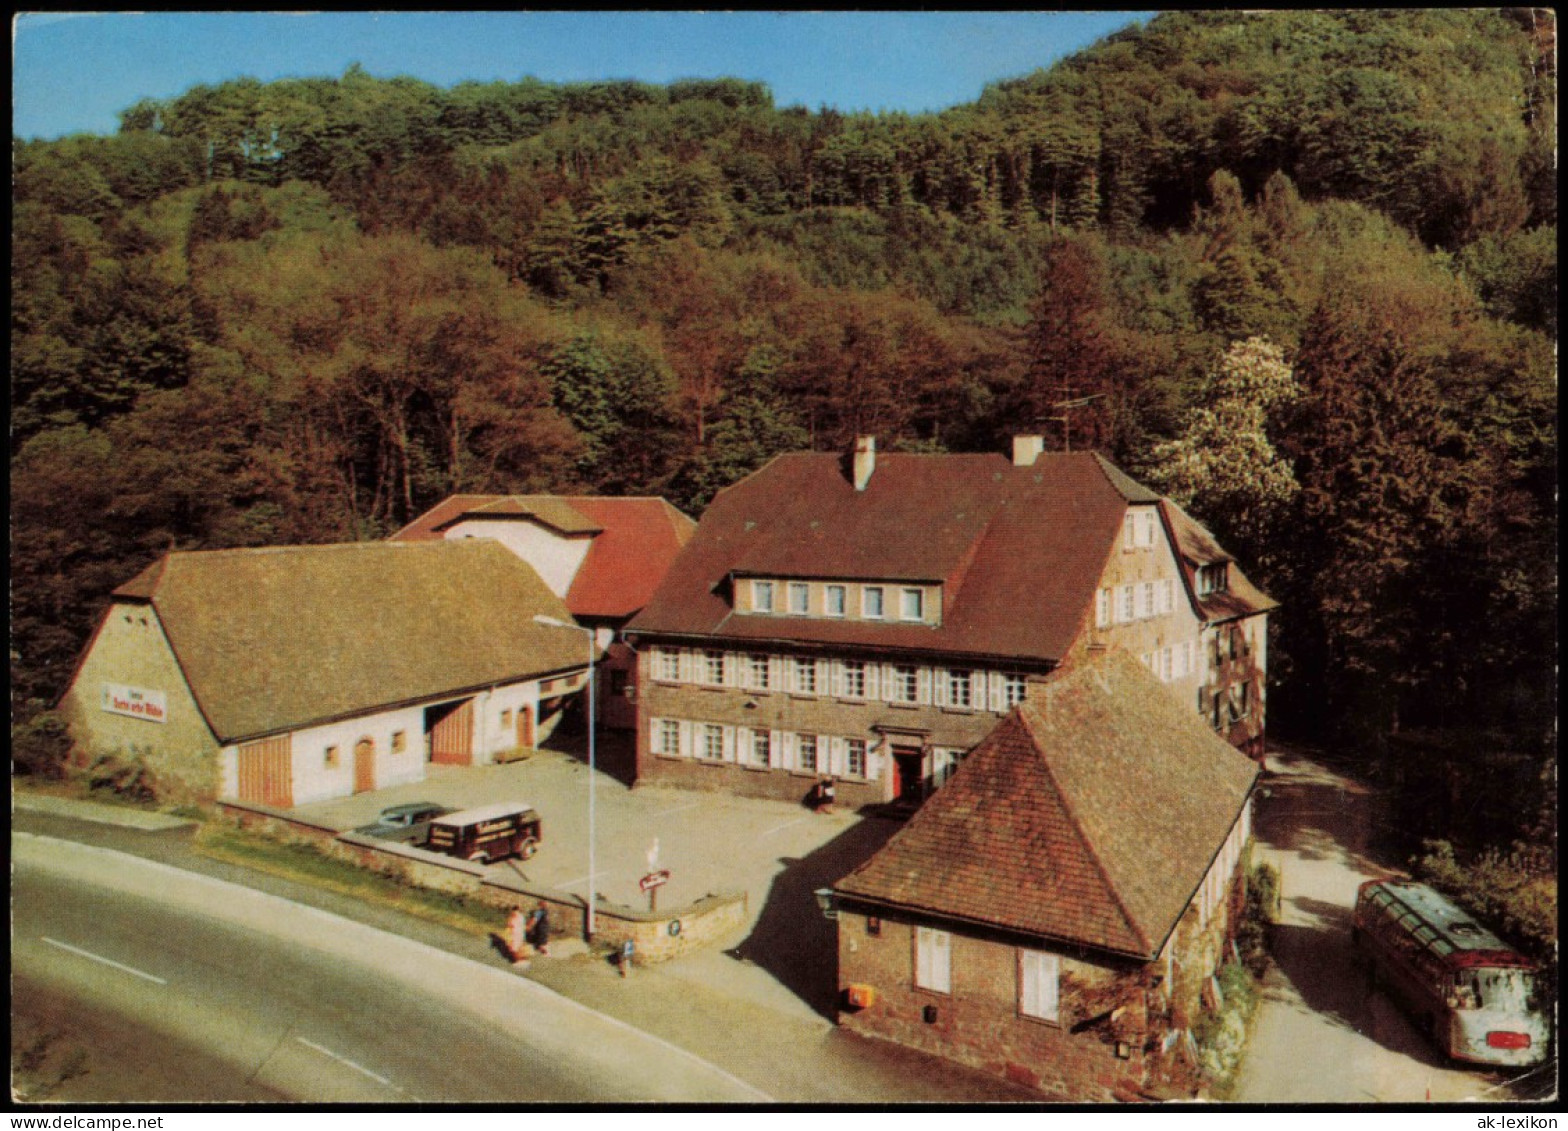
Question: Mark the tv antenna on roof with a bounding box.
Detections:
[1048,394,1107,453]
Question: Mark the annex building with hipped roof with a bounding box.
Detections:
[58,539,599,807]
[625,435,1275,810]
[832,649,1260,1100]
[391,494,695,729]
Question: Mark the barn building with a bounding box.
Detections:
[832,649,1260,1100]
[391,494,695,730]
[57,539,597,807]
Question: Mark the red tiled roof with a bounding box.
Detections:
[628,450,1160,663]
[391,495,695,620]
[1158,499,1278,624]
[835,649,1259,959]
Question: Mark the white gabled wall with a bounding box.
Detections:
[442,519,593,598]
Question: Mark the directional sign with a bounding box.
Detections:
[639,870,671,892]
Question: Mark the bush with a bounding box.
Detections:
[1234,858,1280,977]
[11,712,72,779]
[1414,838,1556,958]
[86,752,158,804]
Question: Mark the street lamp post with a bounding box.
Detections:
[535,614,596,939]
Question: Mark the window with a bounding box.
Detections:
[841,660,866,699]
[932,748,961,789]
[900,588,924,621]
[748,654,771,691]
[891,665,919,704]
[946,670,972,709]
[1096,588,1112,628]
[1141,509,1157,547]
[1160,647,1172,682]
[793,657,817,695]
[863,586,885,619]
[1141,582,1155,619]
[658,719,681,756]
[846,738,866,778]
[704,650,726,685]
[1123,513,1137,551]
[656,648,681,681]
[753,580,775,613]
[788,582,810,615]
[916,926,952,993]
[702,724,725,761]
[751,729,772,767]
[1161,578,1176,614]
[390,730,406,754]
[797,734,818,773]
[1120,585,1135,622]
[1019,949,1060,1022]
[825,585,846,617]
[324,744,339,768]
[1003,674,1028,709]
[500,709,513,729]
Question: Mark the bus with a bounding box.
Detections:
[1353,879,1548,1067]
[425,802,542,865]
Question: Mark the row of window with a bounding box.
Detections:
[1195,802,1251,927]
[323,730,409,767]
[914,925,1060,1023]
[749,579,930,623]
[1095,578,1179,627]
[653,717,870,778]
[1122,508,1159,551]
[1140,641,1198,684]
[651,648,1030,712]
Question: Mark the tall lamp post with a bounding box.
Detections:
[535,614,597,939]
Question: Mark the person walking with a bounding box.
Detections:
[506,905,529,965]
[527,901,551,956]
[620,938,635,979]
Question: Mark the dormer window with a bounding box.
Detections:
[788,582,810,615]
[863,586,886,619]
[900,588,924,621]
[825,585,846,617]
[753,580,775,613]
[1197,563,1229,596]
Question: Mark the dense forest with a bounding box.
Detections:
[10,10,1557,910]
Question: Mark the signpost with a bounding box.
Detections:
[640,869,671,912]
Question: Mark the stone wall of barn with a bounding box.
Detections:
[58,602,221,803]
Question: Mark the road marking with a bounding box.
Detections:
[760,815,812,838]
[42,937,167,985]
[554,869,610,890]
[294,1037,392,1087]
[653,801,701,817]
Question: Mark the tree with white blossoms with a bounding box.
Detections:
[1148,336,1300,563]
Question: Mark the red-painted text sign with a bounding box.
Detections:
[102,683,167,723]
[639,870,671,892]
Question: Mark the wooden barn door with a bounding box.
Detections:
[354,737,376,793]
[428,699,474,765]
[237,735,293,808]
[517,705,534,749]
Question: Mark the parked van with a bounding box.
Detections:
[425,803,542,864]
[1354,879,1547,1067]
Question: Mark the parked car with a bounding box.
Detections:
[356,801,452,845]
[425,802,542,864]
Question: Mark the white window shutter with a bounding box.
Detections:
[865,663,880,701]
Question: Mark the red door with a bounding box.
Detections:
[353,737,376,793]
[237,735,293,807]
[429,699,475,765]
[517,705,534,749]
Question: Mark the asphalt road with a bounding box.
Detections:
[1233,749,1553,1103]
[12,832,770,1104]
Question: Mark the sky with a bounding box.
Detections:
[12,11,1153,140]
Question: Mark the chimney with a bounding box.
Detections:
[1013,435,1044,467]
[852,435,876,491]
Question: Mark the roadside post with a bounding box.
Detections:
[640,868,671,913]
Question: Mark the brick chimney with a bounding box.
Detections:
[852,435,876,491]
[1012,435,1045,467]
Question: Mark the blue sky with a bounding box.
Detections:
[13,11,1153,140]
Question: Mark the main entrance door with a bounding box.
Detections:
[237,735,293,807]
[353,737,376,793]
[427,699,475,765]
[893,747,924,803]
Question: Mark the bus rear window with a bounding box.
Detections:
[1471,968,1535,1012]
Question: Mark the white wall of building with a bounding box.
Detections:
[442,519,592,598]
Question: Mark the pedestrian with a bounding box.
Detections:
[620,937,635,979]
[818,775,836,814]
[506,905,529,965]
[527,901,551,956]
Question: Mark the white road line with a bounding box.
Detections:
[553,870,610,890]
[760,815,813,838]
[294,1037,392,1087]
[42,937,167,985]
[653,801,701,817]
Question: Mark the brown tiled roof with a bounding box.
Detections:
[113,540,594,743]
[1158,499,1278,624]
[629,450,1160,663]
[835,649,1259,959]
[390,495,694,620]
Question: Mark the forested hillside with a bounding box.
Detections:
[11,10,1556,870]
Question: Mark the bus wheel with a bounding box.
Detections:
[468,851,489,865]
[519,837,539,860]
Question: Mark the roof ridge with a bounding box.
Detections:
[1017,701,1153,957]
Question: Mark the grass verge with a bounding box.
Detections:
[193,824,504,940]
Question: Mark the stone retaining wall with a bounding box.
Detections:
[216,800,746,964]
